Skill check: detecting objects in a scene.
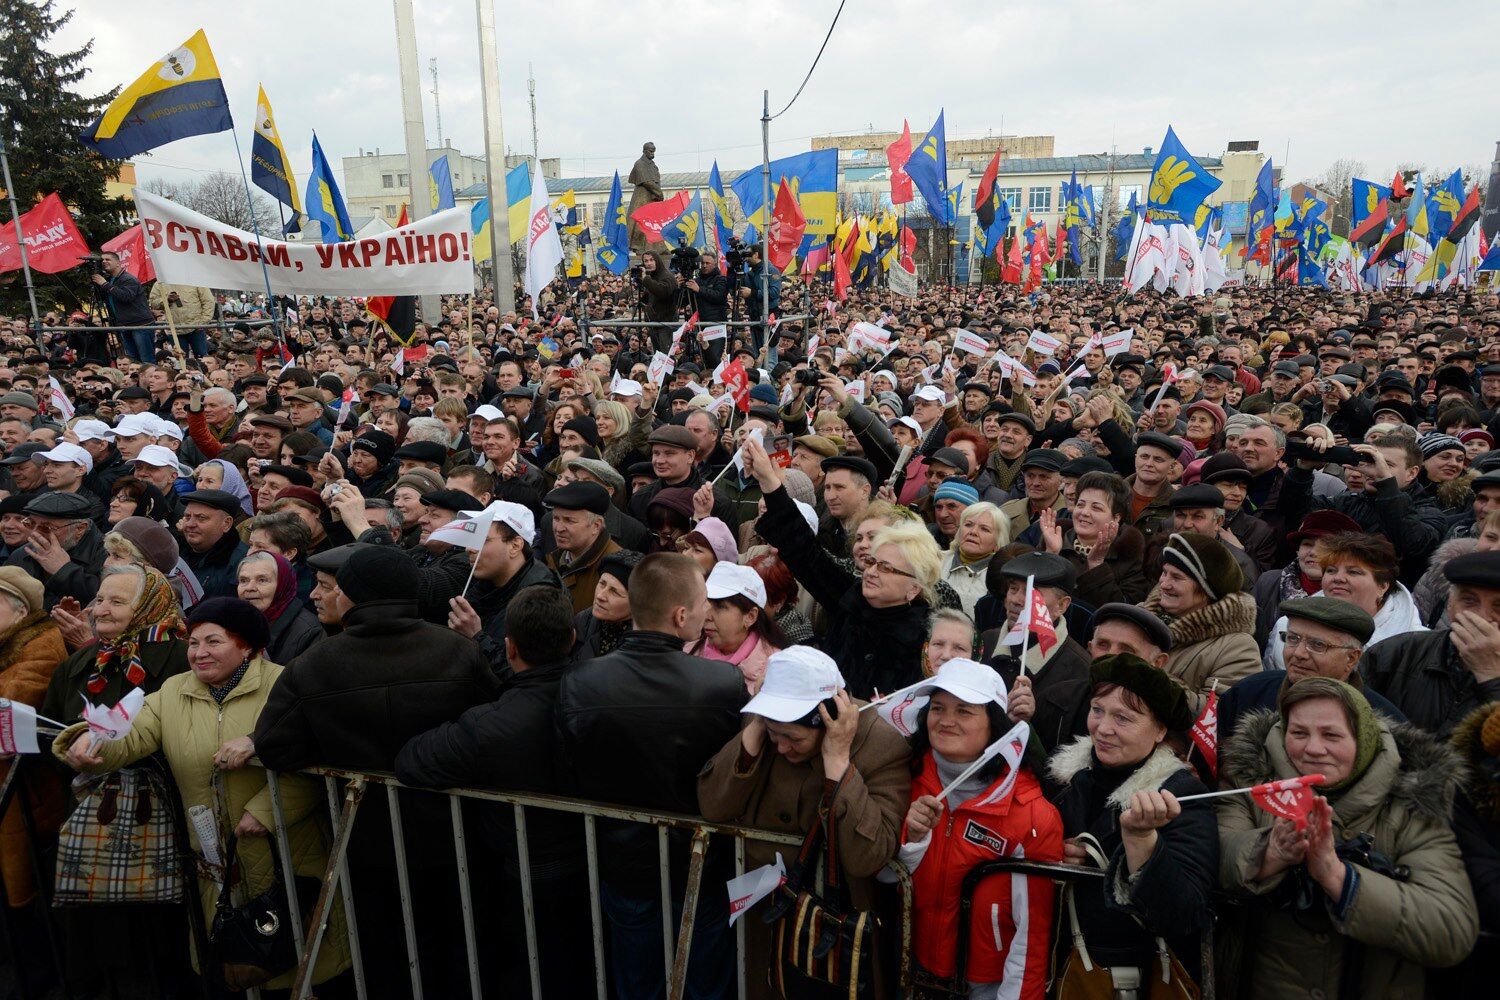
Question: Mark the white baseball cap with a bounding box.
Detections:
[72,419,114,443]
[112,414,156,438]
[471,404,504,422]
[132,445,179,469]
[742,646,846,723]
[153,421,184,442]
[37,442,93,471]
[612,378,644,399]
[705,562,767,609]
[908,658,1009,710]
[463,500,536,546]
[891,415,922,436]
[793,500,820,536]
[912,385,946,404]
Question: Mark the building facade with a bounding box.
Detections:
[341,145,559,223]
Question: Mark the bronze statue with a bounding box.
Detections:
[626,141,663,252]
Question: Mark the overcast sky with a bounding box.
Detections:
[59,0,1498,192]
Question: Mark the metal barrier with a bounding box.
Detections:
[264,765,912,1000]
[31,318,279,335]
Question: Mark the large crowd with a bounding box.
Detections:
[0,251,1497,1000]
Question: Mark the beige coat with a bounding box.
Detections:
[1144,589,1261,714]
[148,282,217,328]
[698,710,911,1000]
[1215,709,1478,999]
[54,657,349,988]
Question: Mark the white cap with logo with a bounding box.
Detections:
[464,500,536,546]
[37,442,93,471]
[705,562,766,609]
[908,658,1009,710]
[132,445,179,469]
[742,646,845,723]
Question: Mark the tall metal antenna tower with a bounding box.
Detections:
[527,63,538,159]
[429,57,443,146]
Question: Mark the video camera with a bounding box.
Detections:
[77,254,107,277]
[669,239,700,280]
[723,236,753,272]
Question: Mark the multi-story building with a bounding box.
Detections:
[340,144,559,223]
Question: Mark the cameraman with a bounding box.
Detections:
[636,251,678,352]
[736,244,781,349]
[683,248,729,369]
[90,251,155,362]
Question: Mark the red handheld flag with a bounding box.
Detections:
[833,250,852,302]
[0,193,92,275]
[1249,774,1326,830]
[1189,690,1219,778]
[768,179,806,271]
[721,360,751,412]
[631,191,693,245]
[101,224,156,283]
[886,120,913,205]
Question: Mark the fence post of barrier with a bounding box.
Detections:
[449,796,482,1000]
[667,827,711,1000]
[658,825,675,979]
[514,803,542,998]
[735,836,747,1000]
[265,770,306,961]
[384,783,424,1000]
[293,776,366,1000]
[323,776,367,1000]
[584,814,607,1000]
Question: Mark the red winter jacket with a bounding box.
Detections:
[903,753,1063,994]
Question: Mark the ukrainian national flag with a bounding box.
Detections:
[1144,126,1221,226]
[472,198,493,262]
[305,133,353,243]
[429,155,457,211]
[596,171,629,275]
[506,161,530,244]
[707,162,735,252]
[250,86,299,215]
[730,149,837,236]
[79,30,232,158]
[1405,174,1430,240]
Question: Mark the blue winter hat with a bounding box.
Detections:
[933,478,980,507]
[749,382,779,405]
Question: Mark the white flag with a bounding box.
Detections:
[701,324,727,343]
[727,853,786,925]
[705,391,734,415]
[889,260,918,297]
[1126,223,1171,293]
[0,698,40,755]
[951,329,989,356]
[647,351,675,387]
[875,687,929,740]
[390,348,405,376]
[48,377,75,421]
[845,379,866,403]
[971,722,1032,807]
[82,687,145,745]
[1025,329,1061,356]
[429,506,499,552]
[523,157,564,319]
[1167,224,1205,297]
[1102,328,1135,357]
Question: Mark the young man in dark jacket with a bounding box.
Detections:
[254,545,499,999]
[557,552,746,1000]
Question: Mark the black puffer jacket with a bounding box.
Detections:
[755,483,929,700]
[557,630,746,896]
[467,557,563,673]
[1278,466,1446,586]
[1362,628,1500,738]
[254,597,499,868]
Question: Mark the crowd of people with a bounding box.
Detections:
[0,264,1497,1000]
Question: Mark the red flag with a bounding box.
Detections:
[1054,225,1067,266]
[1003,576,1056,654]
[0,193,91,275]
[1189,691,1219,778]
[801,240,830,275]
[768,179,806,271]
[833,250,852,301]
[631,191,692,245]
[1390,171,1410,201]
[1368,215,1410,268]
[974,150,1003,230]
[1249,774,1326,830]
[367,205,410,323]
[886,120,913,205]
[101,224,155,282]
[1003,236,1023,283]
[721,359,751,412]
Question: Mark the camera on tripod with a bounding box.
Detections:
[77,254,107,277]
[669,239,700,280]
[723,237,751,272]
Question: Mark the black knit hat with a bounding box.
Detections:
[336,546,420,606]
[598,550,644,587]
[186,597,271,655]
[1089,653,1192,731]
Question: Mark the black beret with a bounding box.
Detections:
[1021,448,1066,473]
[1089,653,1192,730]
[186,596,270,654]
[393,441,448,466]
[179,489,242,518]
[1200,453,1252,484]
[115,386,150,400]
[545,481,611,515]
[259,464,313,487]
[960,381,993,397]
[1169,483,1225,510]
[820,455,878,485]
[1062,456,1114,478]
[1136,432,1184,460]
[1000,552,1076,593]
[1278,596,1375,645]
[1444,551,1500,590]
[1093,603,1173,652]
[994,411,1036,433]
[419,488,481,513]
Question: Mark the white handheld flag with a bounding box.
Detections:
[1025,330,1061,356]
[0,699,40,755]
[429,505,499,552]
[845,379,866,403]
[727,852,786,925]
[647,351,675,387]
[701,324,727,343]
[48,377,75,421]
[951,329,990,357]
[523,157,565,319]
[82,687,146,747]
[937,721,1031,806]
[1102,328,1135,357]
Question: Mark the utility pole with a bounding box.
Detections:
[528,63,539,162]
[429,57,443,147]
[1097,145,1117,282]
[393,0,439,321]
[475,0,516,313]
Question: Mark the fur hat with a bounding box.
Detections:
[1089,653,1191,731]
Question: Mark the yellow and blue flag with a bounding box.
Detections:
[1061,170,1091,264]
[1429,169,1465,243]
[1248,159,1275,239]
[1145,126,1221,226]
[429,156,456,211]
[945,182,963,226]
[305,132,353,243]
[1405,173,1430,239]
[1113,192,1139,261]
[250,85,299,217]
[904,110,949,225]
[731,150,837,236]
[79,29,232,158]
[471,198,494,262]
[506,161,531,244]
[707,162,735,252]
[596,171,629,275]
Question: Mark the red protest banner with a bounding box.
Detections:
[0,193,91,274]
[101,224,156,283]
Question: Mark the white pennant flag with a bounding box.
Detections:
[845,379,866,403]
[701,324,728,343]
[951,329,990,357]
[82,687,146,748]
[1026,329,1061,356]
[937,721,1032,807]
[429,505,499,552]
[523,156,565,318]
[726,853,786,925]
[0,699,41,755]
[1102,328,1135,357]
[647,351,675,387]
[48,377,75,421]
[390,348,405,376]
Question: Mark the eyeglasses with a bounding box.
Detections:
[1279,630,1358,656]
[866,558,916,580]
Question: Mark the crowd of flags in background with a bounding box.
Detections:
[53,26,1500,303]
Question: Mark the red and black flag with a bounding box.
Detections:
[1367,216,1410,268]
[367,205,418,345]
[974,150,1003,230]
[1390,170,1410,202]
[1444,186,1482,244]
[1350,197,1389,247]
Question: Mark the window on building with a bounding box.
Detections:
[1028,186,1053,212]
[398,173,408,187]
[996,187,1023,212]
[386,205,398,217]
[382,174,394,188]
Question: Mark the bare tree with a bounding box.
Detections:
[1317,157,1364,236]
[140,171,280,233]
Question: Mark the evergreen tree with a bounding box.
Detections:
[0,0,129,247]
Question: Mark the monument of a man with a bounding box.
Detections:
[627,141,664,252]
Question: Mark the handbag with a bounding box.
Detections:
[1054,835,1198,1000]
[54,761,184,905]
[761,781,879,999]
[210,831,301,991]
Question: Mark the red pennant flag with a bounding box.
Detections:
[1390,171,1410,201]
[721,360,751,412]
[631,190,693,245]
[1189,691,1219,778]
[1003,236,1023,283]
[1249,775,1326,830]
[768,179,806,271]
[1054,225,1067,266]
[801,240,830,275]
[886,120,914,205]
[101,224,155,282]
[0,193,92,275]
[833,249,852,301]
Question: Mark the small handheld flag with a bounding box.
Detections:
[1177,774,1327,830]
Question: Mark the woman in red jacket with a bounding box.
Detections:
[898,658,1064,999]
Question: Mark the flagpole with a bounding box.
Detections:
[229,128,284,338]
[1016,574,1033,673]
[0,139,42,339]
[760,90,771,355]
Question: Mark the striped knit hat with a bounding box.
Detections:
[933,479,980,507]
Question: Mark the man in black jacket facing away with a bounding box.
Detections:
[396,585,591,995]
[254,546,499,998]
[558,552,746,1000]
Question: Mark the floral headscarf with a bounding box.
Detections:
[88,566,186,694]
